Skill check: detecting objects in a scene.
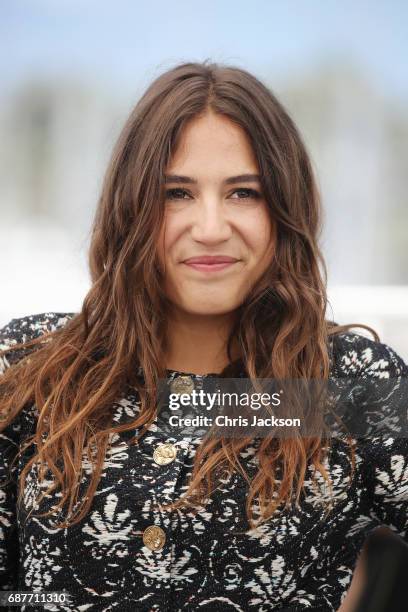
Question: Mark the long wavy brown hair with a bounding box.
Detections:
[0,60,378,531]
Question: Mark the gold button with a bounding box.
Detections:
[153,443,177,465]
[143,525,166,551]
[170,375,195,395]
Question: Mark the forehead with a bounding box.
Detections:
[167,112,259,175]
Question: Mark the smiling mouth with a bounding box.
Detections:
[182,261,240,273]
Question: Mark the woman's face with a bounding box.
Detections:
[157,110,275,317]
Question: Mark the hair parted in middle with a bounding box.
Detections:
[0,60,378,530]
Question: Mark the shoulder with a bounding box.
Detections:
[328,330,408,440]
[329,330,408,379]
[0,311,77,343]
[0,312,77,443]
[0,311,77,372]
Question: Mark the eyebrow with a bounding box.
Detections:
[164,173,261,185]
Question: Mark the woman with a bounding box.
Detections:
[0,61,407,612]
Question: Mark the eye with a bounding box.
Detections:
[230,188,262,200]
[165,188,191,200]
[165,188,262,201]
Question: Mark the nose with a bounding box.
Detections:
[190,197,232,244]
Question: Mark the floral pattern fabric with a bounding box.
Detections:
[0,312,407,611]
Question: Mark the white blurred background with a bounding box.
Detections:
[1,0,407,359]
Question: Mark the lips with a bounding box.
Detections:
[182,256,240,274]
[183,256,239,264]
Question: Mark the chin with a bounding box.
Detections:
[180,302,239,316]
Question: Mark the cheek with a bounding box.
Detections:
[157,222,171,267]
[156,231,165,270]
[244,214,273,260]
[156,220,180,275]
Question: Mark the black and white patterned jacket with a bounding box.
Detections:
[0,312,407,611]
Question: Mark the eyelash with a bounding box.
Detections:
[164,188,262,201]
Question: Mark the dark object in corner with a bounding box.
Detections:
[353,527,408,612]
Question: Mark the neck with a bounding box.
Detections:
[164,307,241,375]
